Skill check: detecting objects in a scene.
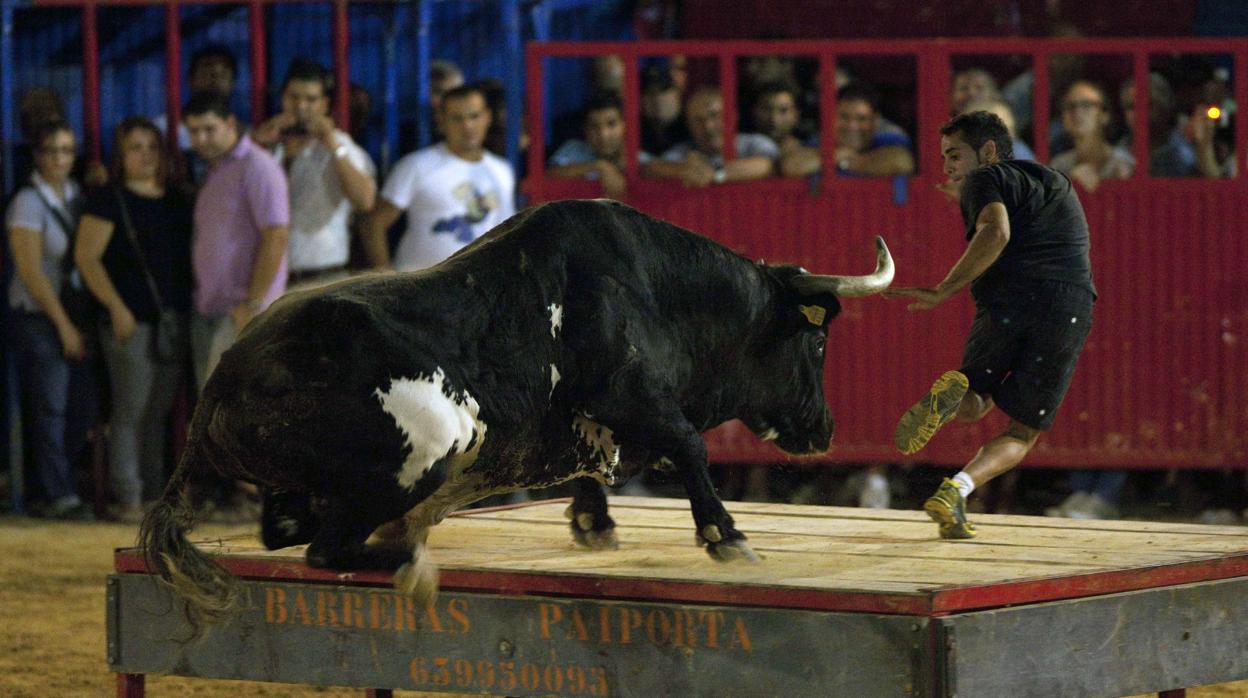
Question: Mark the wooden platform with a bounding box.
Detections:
[109,497,1248,697]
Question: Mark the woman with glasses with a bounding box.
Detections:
[4,119,92,520]
[1050,80,1135,191]
[74,118,192,523]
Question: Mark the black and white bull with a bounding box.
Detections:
[141,199,893,625]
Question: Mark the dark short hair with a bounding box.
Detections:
[642,65,676,95]
[439,83,488,111]
[33,119,74,151]
[111,116,170,186]
[940,110,1014,160]
[583,91,623,122]
[282,58,334,104]
[190,44,237,80]
[183,91,234,121]
[837,82,882,113]
[752,80,800,108]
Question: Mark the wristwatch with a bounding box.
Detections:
[712,166,727,184]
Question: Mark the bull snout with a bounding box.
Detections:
[768,406,833,455]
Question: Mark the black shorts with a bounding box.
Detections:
[960,282,1094,431]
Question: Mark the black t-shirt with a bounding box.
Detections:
[960,160,1097,309]
[84,186,193,322]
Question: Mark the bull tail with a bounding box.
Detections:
[137,402,239,637]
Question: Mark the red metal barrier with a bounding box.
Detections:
[524,39,1248,469]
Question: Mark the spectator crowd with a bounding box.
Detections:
[3,42,1241,526]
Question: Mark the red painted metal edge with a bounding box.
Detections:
[930,551,1248,614]
[164,0,181,157]
[248,0,266,127]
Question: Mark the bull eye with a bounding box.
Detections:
[814,336,826,354]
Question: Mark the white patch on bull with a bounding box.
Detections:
[549,364,561,399]
[572,414,621,483]
[548,303,563,339]
[375,368,487,490]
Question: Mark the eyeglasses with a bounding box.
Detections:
[38,146,76,156]
[1061,100,1104,113]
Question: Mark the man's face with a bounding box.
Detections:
[940,131,993,190]
[752,91,799,142]
[282,78,329,127]
[190,58,234,96]
[835,99,877,153]
[185,111,239,162]
[585,107,624,160]
[686,92,724,156]
[643,87,681,126]
[439,93,491,157]
[951,73,995,114]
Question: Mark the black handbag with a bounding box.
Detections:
[32,183,95,330]
[113,187,186,363]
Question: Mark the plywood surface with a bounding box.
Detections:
[116,496,1248,615]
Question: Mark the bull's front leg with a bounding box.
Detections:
[672,434,759,563]
[567,478,619,550]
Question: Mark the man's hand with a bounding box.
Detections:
[596,160,627,199]
[883,286,951,311]
[307,114,338,147]
[230,303,258,331]
[253,113,297,147]
[679,152,716,188]
[108,303,137,342]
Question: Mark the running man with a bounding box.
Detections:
[885,110,1096,539]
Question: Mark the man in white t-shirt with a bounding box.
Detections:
[253,58,378,287]
[364,84,515,272]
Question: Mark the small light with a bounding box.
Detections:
[1207,106,1222,120]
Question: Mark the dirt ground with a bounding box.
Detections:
[0,515,1245,698]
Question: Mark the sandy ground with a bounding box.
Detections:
[0,515,1244,698]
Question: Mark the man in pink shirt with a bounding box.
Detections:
[183,91,290,391]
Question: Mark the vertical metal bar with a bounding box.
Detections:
[116,673,145,698]
[1236,47,1247,182]
[621,44,640,182]
[1032,48,1051,163]
[164,0,182,155]
[525,43,547,199]
[818,50,837,193]
[415,0,431,149]
[382,2,403,171]
[249,0,266,127]
[332,0,349,128]
[917,45,950,182]
[1158,690,1187,698]
[363,689,393,698]
[502,0,522,169]
[718,50,737,161]
[1,0,15,192]
[82,0,101,163]
[1132,49,1149,178]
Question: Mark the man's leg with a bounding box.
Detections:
[925,419,1041,539]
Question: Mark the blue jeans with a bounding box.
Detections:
[10,313,78,504]
[1069,470,1128,505]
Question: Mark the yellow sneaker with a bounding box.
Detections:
[895,370,969,455]
[924,478,977,539]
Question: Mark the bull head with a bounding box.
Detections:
[788,236,895,299]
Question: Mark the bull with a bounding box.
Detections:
[141,199,893,627]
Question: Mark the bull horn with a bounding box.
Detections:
[790,236,894,298]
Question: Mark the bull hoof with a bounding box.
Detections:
[393,545,440,607]
[705,539,760,563]
[570,511,619,550]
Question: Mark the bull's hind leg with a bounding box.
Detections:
[567,478,618,550]
[260,488,320,550]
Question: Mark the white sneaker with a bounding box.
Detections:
[1196,508,1240,525]
[1045,491,1090,518]
[858,473,891,509]
[1066,492,1119,520]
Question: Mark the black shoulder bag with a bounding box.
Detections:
[113,187,185,363]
